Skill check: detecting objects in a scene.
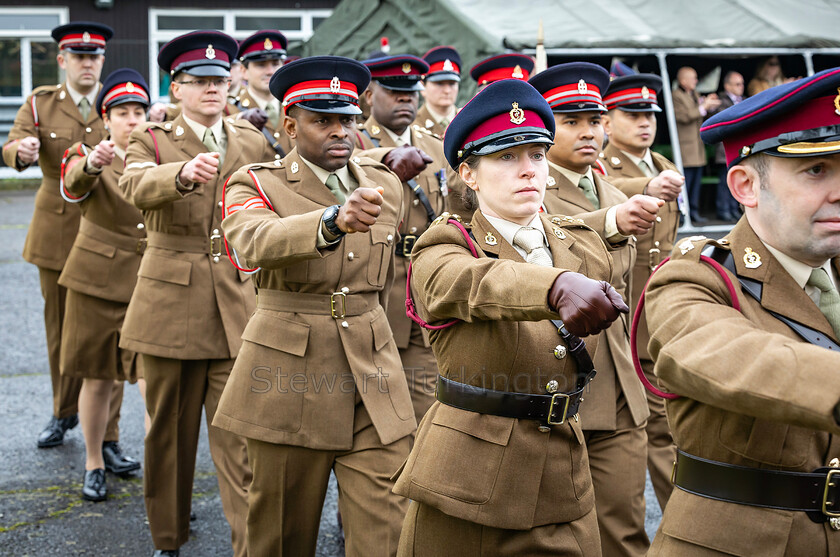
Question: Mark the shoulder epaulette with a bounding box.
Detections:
[430,211,467,227]
[32,84,60,96]
[412,124,442,140]
[672,235,730,261]
[548,214,588,228]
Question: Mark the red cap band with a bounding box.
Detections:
[541,81,603,109]
[171,46,230,72]
[101,82,150,114]
[58,33,106,50]
[368,64,424,78]
[240,38,284,58]
[603,87,658,110]
[428,60,460,75]
[283,79,360,107]
[475,65,530,85]
[462,109,544,149]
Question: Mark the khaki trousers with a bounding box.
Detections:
[40,267,122,440]
[584,396,650,557]
[246,401,410,557]
[399,324,438,425]
[642,359,676,510]
[142,355,250,555]
[397,501,601,556]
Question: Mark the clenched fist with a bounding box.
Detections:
[179,152,220,185]
[615,194,665,236]
[147,103,167,123]
[383,145,433,182]
[16,136,41,165]
[548,271,629,337]
[336,186,385,233]
[645,169,684,202]
[88,139,116,170]
[237,108,268,131]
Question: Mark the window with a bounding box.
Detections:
[0,7,67,102]
[149,8,332,99]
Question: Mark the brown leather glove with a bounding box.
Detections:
[547,271,629,337]
[237,108,268,131]
[382,145,433,182]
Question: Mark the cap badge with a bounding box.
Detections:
[175,125,184,137]
[82,32,90,43]
[125,82,135,93]
[206,44,216,60]
[484,232,498,246]
[834,88,840,116]
[553,227,566,239]
[578,79,588,94]
[330,76,341,93]
[402,63,412,74]
[641,86,650,99]
[511,65,523,79]
[743,247,762,269]
[290,161,299,174]
[509,102,526,125]
[442,59,454,72]
[264,38,273,50]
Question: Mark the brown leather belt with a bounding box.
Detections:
[256,289,379,319]
[79,218,146,255]
[673,450,840,523]
[146,230,222,256]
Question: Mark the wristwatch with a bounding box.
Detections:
[322,204,344,238]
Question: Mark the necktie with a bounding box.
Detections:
[807,267,840,338]
[202,128,225,166]
[325,173,346,204]
[513,227,553,267]
[79,97,91,120]
[578,175,600,209]
[638,159,654,178]
[265,103,280,129]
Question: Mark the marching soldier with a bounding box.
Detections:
[414,46,461,137]
[530,62,662,557]
[394,78,628,556]
[357,54,456,422]
[1,22,130,455]
[214,55,415,556]
[59,68,151,501]
[234,30,294,156]
[646,68,840,556]
[600,73,684,511]
[470,53,535,92]
[119,30,275,557]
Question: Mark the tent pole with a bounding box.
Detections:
[804,51,815,76]
[656,51,692,229]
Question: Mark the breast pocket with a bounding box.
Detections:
[367,225,393,287]
[129,253,192,348]
[718,415,815,468]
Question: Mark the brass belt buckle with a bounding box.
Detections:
[210,232,223,258]
[547,393,570,425]
[330,292,346,319]
[402,234,417,257]
[822,469,840,517]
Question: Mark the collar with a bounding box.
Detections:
[182,113,225,145]
[762,241,836,291]
[549,160,594,187]
[114,145,126,162]
[383,125,412,146]
[298,155,353,191]
[621,148,655,176]
[725,91,743,104]
[246,87,279,112]
[425,104,456,125]
[65,82,98,108]
[482,211,549,257]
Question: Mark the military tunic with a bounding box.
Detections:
[413,103,453,138]
[2,82,107,420]
[646,219,840,556]
[234,88,294,156]
[215,149,414,556]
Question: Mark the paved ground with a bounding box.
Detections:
[0,190,666,555]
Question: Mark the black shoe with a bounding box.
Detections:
[102,441,141,475]
[37,414,79,448]
[152,550,179,556]
[690,213,708,225]
[82,469,107,502]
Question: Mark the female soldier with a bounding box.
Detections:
[59,69,150,501]
[393,78,628,555]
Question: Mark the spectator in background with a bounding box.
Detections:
[747,56,787,96]
[672,66,720,225]
[707,71,745,222]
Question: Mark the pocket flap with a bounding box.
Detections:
[370,225,393,245]
[431,402,514,446]
[75,233,116,258]
[241,310,310,357]
[137,253,192,286]
[370,310,393,351]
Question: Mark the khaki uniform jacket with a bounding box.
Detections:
[601,144,681,361]
[233,89,294,156]
[542,168,648,430]
[2,82,107,270]
[646,219,840,556]
[394,210,613,530]
[357,117,452,349]
[58,141,146,303]
[413,104,450,138]
[213,149,416,450]
[671,86,707,167]
[118,114,275,360]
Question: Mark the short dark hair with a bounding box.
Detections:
[285,103,301,119]
[743,152,769,186]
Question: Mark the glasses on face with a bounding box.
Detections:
[176,78,231,89]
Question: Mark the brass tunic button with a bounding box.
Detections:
[213,256,220,263]
[831,517,840,531]
[347,252,354,261]
[546,380,559,393]
[656,216,662,223]
[136,223,145,230]
[830,457,840,468]
[273,132,280,138]
[212,228,219,235]
[554,345,567,359]
[218,201,223,208]
[341,287,350,294]
[386,234,394,243]
[413,199,419,206]
[409,227,417,234]
[85,127,92,133]
[50,132,57,139]
[537,425,551,433]
[341,321,349,329]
